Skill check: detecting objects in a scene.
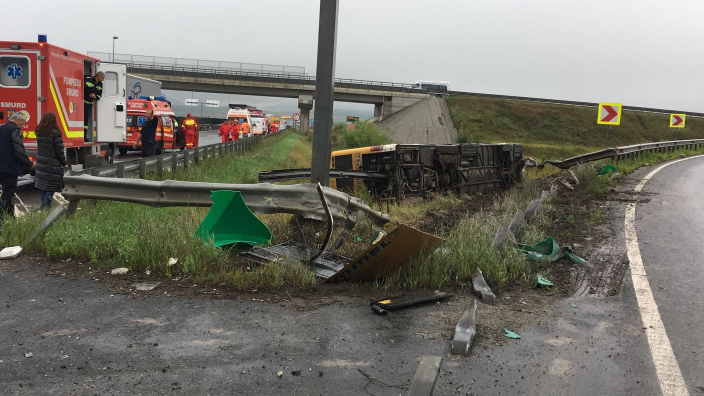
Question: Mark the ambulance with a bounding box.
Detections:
[118,96,191,155]
[0,35,128,166]
[225,104,252,138]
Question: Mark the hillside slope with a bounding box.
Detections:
[446,97,704,159]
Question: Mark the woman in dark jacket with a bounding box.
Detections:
[34,112,67,210]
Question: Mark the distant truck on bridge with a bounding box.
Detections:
[412,81,451,94]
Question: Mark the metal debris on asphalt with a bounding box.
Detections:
[408,356,442,396]
[450,300,478,356]
[471,267,496,304]
[133,281,161,291]
[370,292,452,314]
[24,352,33,358]
[503,329,521,339]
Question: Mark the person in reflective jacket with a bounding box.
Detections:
[83,72,104,142]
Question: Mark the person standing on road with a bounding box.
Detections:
[230,119,240,141]
[34,112,68,210]
[133,110,159,157]
[183,113,198,149]
[218,120,231,143]
[240,119,251,137]
[0,112,33,228]
[83,71,104,142]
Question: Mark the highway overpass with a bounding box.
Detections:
[91,52,429,124]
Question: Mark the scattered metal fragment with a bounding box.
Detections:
[471,267,496,304]
[503,329,521,339]
[450,300,478,356]
[133,282,161,291]
[111,268,129,275]
[533,274,553,289]
[508,209,525,233]
[0,205,67,260]
[408,356,442,396]
[370,292,452,314]
[24,352,33,358]
[560,179,575,190]
[568,170,579,184]
[611,172,621,180]
[491,225,509,250]
[326,233,345,255]
[243,224,442,282]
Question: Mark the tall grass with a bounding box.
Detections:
[1,132,317,287]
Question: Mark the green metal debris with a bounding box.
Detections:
[571,304,577,308]
[517,237,589,265]
[196,190,272,248]
[598,164,617,175]
[533,274,554,289]
[516,237,563,262]
[503,329,521,339]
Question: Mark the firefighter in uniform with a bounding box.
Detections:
[218,120,230,143]
[182,113,198,149]
[83,72,105,142]
[230,120,240,141]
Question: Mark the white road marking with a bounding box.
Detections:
[625,155,704,396]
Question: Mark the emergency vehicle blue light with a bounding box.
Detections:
[38,34,48,43]
[139,96,168,102]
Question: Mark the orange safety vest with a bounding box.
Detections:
[240,122,251,134]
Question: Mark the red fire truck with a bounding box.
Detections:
[118,97,192,155]
[0,36,127,166]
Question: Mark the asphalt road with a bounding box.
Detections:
[629,156,704,394]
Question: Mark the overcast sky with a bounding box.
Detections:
[7,0,703,114]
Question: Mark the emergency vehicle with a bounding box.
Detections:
[268,115,280,134]
[225,104,252,138]
[248,108,267,135]
[118,97,192,155]
[0,36,128,166]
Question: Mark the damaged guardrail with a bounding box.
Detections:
[541,139,704,169]
[62,175,390,228]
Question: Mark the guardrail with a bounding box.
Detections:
[71,135,266,179]
[199,124,219,131]
[542,139,704,169]
[62,176,389,228]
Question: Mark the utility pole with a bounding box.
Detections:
[112,36,118,62]
[310,0,339,185]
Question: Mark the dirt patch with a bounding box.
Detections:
[542,174,630,298]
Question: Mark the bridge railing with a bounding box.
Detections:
[89,52,307,77]
[90,51,431,95]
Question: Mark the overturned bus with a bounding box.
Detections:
[259,143,524,200]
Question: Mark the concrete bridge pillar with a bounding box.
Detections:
[298,94,313,135]
[383,96,423,119]
[374,103,383,119]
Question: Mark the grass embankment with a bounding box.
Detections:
[447,96,704,161]
[4,127,703,292]
[1,132,317,289]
